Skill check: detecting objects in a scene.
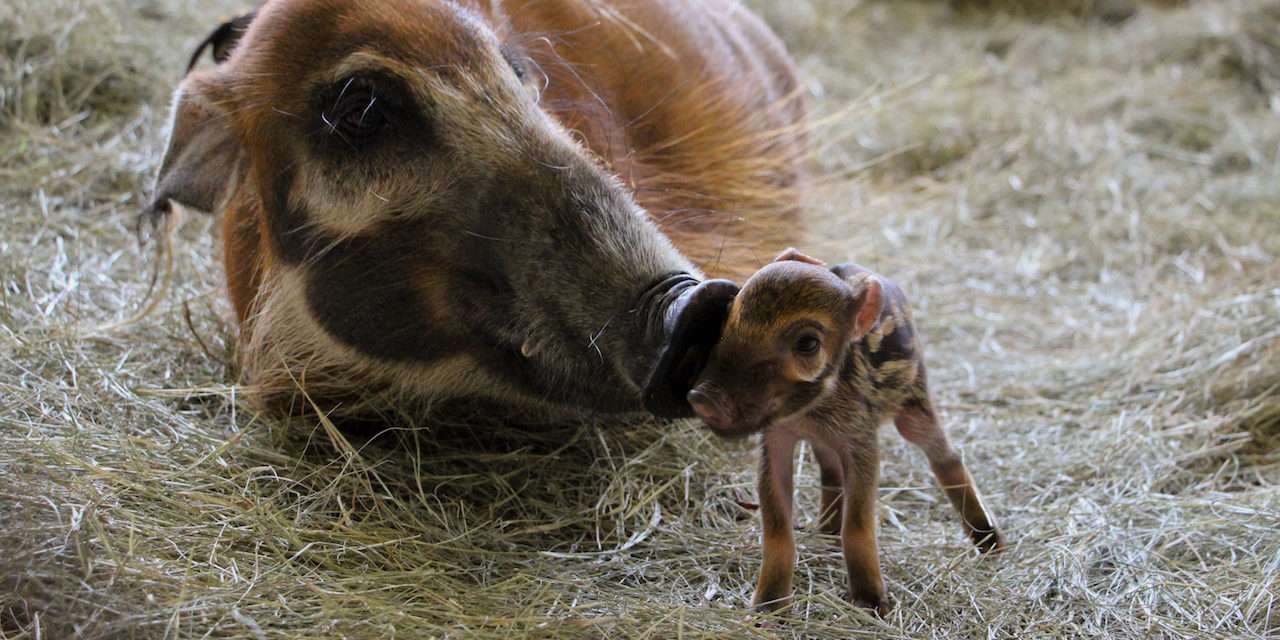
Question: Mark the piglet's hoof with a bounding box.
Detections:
[752,596,792,616]
[752,603,790,628]
[851,596,892,619]
[974,529,1006,554]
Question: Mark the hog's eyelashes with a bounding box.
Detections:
[316,75,417,150]
[333,92,386,137]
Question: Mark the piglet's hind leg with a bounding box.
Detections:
[812,441,845,536]
[894,402,1004,552]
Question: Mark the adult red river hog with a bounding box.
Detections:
[147,0,806,421]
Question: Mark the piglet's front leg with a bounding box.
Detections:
[753,429,798,613]
[838,442,891,617]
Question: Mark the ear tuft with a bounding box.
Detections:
[185,11,257,73]
[772,247,826,266]
[849,276,884,339]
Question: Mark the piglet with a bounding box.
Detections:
[688,248,1004,615]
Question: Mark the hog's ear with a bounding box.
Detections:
[146,71,240,221]
[772,247,826,266]
[848,275,884,340]
[185,11,257,73]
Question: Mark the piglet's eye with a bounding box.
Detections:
[793,335,821,356]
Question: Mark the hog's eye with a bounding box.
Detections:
[329,93,386,141]
[793,335,821,356]
[340,97,385,134]
[321,77,397,146]
[506,55,527,81]
[501,46,530,82]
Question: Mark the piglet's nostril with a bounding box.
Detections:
[687,389,728,428]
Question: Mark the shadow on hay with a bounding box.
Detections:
[233,398,724,556]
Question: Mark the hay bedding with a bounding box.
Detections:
[1,0,1277,637]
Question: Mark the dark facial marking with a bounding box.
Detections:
[312,72,431,155]
[299,216,614,406]
[303,220,447,362]
[266,172,324,266]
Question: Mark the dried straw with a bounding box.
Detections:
[2,0,1276,638]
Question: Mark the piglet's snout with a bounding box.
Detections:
[687,388,732,430]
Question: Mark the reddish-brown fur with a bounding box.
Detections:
[504,1,806,269]
[212,0,803,323]
[152,0,807,417]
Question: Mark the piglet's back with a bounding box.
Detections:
[831,263,925,401]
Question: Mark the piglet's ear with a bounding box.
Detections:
[146,71,240,222]
[848,275,884,340]
[772,247,826,266]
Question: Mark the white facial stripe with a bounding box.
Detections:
[294,171,402,238]
[329,51,401,84]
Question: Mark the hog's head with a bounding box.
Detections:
[148,0,738,418]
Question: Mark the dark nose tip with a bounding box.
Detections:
[687,389,729,430]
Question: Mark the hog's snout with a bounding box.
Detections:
[640,278,739,419]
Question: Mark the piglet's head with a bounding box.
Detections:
[687,249,883,438]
